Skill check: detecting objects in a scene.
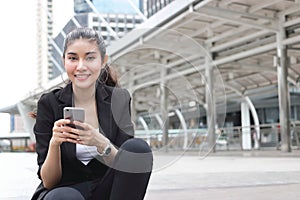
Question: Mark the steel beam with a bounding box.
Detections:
[248,0,283,13]
[108,0,212,58]
[197,6,277,32]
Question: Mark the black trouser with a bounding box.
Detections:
[44,138,153,200]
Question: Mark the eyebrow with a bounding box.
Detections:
[66,52,77,56]
[66,52,97,56]
[86,52,97,56]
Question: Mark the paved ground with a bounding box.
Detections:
[1,149,300,200]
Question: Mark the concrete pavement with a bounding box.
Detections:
[145,150,300,200]
[0,153,39,200]
[0,150,300,200]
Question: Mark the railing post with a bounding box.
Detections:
[241,100,251,150]
[138,116,150,145]
[175,109,188,149]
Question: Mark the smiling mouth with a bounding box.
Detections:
[74,74,90,80]
[75,74,90,78]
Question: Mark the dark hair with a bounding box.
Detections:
[63,27,118,87]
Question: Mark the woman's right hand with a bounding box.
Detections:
[51,119,80,146]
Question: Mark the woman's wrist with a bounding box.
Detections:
[96,138,112,157]
[50,138,61,147]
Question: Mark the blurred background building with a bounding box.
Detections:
[142,0,175,18]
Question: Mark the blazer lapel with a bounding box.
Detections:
[57,84,114,160]
[96,84,113,141]
[57,84,77,160]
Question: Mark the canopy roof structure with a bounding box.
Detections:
[106,0,300,115]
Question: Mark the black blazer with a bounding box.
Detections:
[31,83,134,200]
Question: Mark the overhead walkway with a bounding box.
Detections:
[1,0,300,152]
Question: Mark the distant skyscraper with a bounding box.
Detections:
[74,0,93,13]
[36,0,53,86]
[36,0,74,84]
[88,12,143,43]
[143,0,175,18]
[139,0,144,13]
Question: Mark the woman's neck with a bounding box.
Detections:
[72,85,96,106]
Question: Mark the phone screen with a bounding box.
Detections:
[63,107,85,130]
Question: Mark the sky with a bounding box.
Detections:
[0,0,74,133]
[0,0,74,109]
[94,0,140,14]
[0,1,37,108]
[0,1,38,133]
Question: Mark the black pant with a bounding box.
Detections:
[44,138,153,200]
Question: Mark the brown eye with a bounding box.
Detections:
[86,56,95,61]
[68,56,77,61]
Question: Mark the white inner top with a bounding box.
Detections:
[76,129,99,165]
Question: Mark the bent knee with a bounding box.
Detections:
[114,138,153,173]
[120,138,152,154]
[44,187,85,200]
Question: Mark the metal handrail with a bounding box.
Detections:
[135,121,300,150]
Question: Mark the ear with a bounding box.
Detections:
[102,55,108,68]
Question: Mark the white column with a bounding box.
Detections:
[17,102,35,141]
[205,40,216,152]
[241,100,251,150]
[244,96,260,149]
[160,67,169,152]
[276,15,291,152]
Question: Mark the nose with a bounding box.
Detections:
[77,59,86,70]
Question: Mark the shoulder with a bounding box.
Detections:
[38,83,72,104]
[105,85,131,99]
[38,87,62,105]
[35,87,65,123]
[103,85,129,94]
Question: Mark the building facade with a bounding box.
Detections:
[36,0,53,87]
[36,0,74,86]
[142,0,175,18]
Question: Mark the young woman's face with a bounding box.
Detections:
[64,38,106,89]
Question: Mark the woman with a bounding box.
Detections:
[32,27,153,200]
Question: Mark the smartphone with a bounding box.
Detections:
[63,107,85,129]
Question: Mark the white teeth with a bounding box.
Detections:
[75,74,89,78]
